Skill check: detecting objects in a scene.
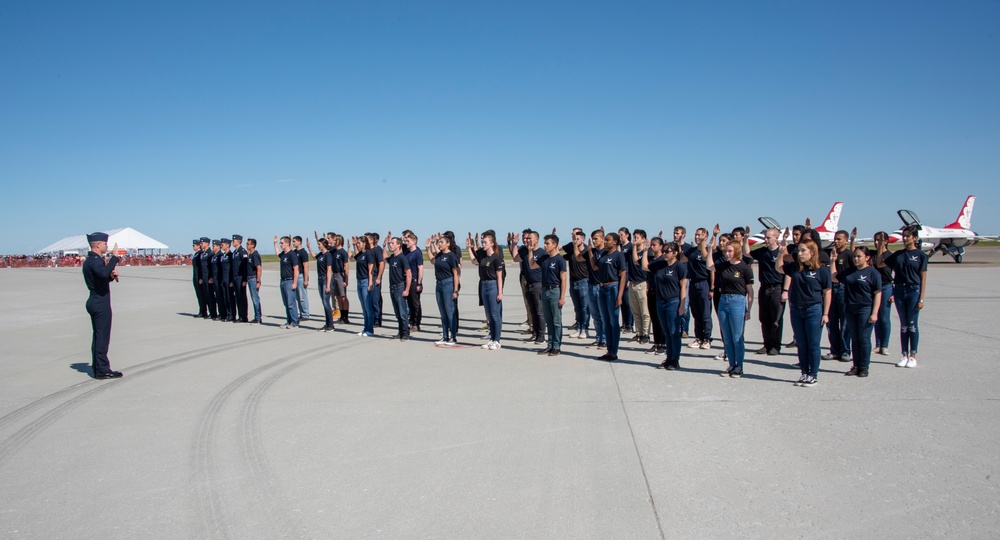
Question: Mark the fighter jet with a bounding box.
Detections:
[748,202,843,250]
[885,195,993,263]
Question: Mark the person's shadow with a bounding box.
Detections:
[70,363,92,375]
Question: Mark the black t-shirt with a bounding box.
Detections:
[876,262,893,287]
[883,248,928,286]
[714,260,754,295]
[371,246,385,273]
[650,257,687,300]
[563,242,589,282]
[248,251,262,276]
[315,251,333,280]
[626,247,648,283]
[751,247,783,285]
[354,251,373,282]
[332,248,348,275]
[387,253,411,286]
[539,253,566,288]
[296,248,309,274]
[597,250,627,284]
[280,249,300,281]
[683,243,710,282]
[586,248,607,285]
[478,252,504,281]
[833,249,856,283]
[434,252,459,281]
[783,263,832,307]
[844,265,882,308]
[518,246,544,284]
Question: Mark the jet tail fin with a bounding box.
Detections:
[814,202,844,233]
[944,195,975,230]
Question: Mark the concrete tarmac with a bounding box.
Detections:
[1,247,999,539]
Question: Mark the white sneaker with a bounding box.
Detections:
[906,356,917,368]
[896,356,909,367]
[688,340,702,349]
[580,329,589,339]
[569,330,581,339]
[482,341,494,349]
[714,352,727,361]
[700,341,712,350]
[488,341,502,350]
[434,339,447,345]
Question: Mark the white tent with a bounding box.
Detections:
[36,227,169,255]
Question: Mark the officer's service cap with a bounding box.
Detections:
[200,237,211,243]
[220,238,231,244]
[212,240,220,246]
[87,232,109,243]
[232,234,243,241]
[192,239,201,245]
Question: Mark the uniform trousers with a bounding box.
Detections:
[86,295,114,375]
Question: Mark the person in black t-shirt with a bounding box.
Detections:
[511,229,546,344]
[706,235,754,377]
[351,235,377,336]
[246,238,263,323]
[877,225,928,368]
[386,237,412,340]
[777,237,831,387]
[469,231,504,349]
[307,238,336,331]
[872,231,895,355]
[835,247,882,377]
[824,229,857,361]
[426,233,461,345]
[750,228,786,355]
[273,235,301,328]
[531,234,568,356]
[563,229,592,340]
[642,239,688,369]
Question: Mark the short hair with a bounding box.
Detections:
[591,229,604,239]
[573,230,586,239]
[664,241,679,253]
[792,225,805,234]
[835,229,849,239]
[522,228,533,235]
[674,226,686,235]
[902,225,919,238]
[650,237,664,247]
[696,227,708,236]
[247,238,257,247]
[391,236,402,246]
[326,231,336,238]
[731,227,746,236]
[293,235,303,243]
[544,234,559,245]
[633,229,646,240]
[280,236,291,245]
[370,232,380,241]
[604,232,620,246]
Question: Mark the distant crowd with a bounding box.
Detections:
[2,253,193,269]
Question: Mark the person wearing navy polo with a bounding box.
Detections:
[469,231,504,350]
[403,231,424,332]
[332,235,351,324]
[83,232,123,379]
[643,239,688,370]
[231,234,250,323]
[386,237,412,341]
[292,236,311,321]
[426,233,461,345]
[246,238,263,323]
[583,229,607,349]
[274,235,301,328]
[778,237,832,387]
[589,232,627,361]
[307,237,336,331]
[877,225,928,368]
[531,234,568,356]
[836,247,882,377]
[367,232,386,327]
[352,235,377,336]
[682,228,713,350]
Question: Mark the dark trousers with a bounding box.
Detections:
[894,283,921,355]
[201,281,217,318]
[195,278,207,316]
[373,281,384,325]
[828,285,851,356]
[647,286,665,346]
[525,281,545,339]
[407,278,422,327]
[689,280,713,342]
[846,305,874,370]
[216,280,231,320]
[597,283,622,355]
[656,297,682,365]
[790,303,823,378]
[232,277,248,321]
[318,277,334,327]
[758,283,785,351]
[86,295,113,375]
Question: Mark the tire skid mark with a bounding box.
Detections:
[238,340,362,537]
[0,333,290,467]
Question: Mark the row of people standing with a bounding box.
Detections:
[191,235,261,323]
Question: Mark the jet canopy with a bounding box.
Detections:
[897,209,922,228]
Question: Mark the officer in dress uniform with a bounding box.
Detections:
[83,232,123,379]
[196,237,215,319]
[208,239,221,319]
[192,239,205,317]
[217,238,233,321]
[231,234,250,323]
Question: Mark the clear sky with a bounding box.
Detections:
[2,1,998,254]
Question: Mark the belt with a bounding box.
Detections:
[281,278,292,282]
[543,285,559,290]
[600,281,617,287]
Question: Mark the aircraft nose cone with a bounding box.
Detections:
[888,235,901,243]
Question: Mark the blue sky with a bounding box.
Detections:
[2,1,998,254]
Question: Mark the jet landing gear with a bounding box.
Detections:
[934,245,965,263]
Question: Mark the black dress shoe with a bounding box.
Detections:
[665,364,678,371]
[548,349,561,356]
[94,371,123,379]
[537,347,552,355]
[597,353,612,361]
[400,334,409,341]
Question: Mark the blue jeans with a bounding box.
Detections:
[874,284,893,348]
[357,279,375,334]
[894,283,921,355]
[846,305,874,369]
[689,280,712,342]
[790,303,823,378]
[828,285,851,356]
[588,283,605,343]
[481,280,502,342]
[656,297,682,363]
[390,283,410,336]
[318,277,333,326]
[681,282,691,334]
[279,279,299,326]
[542,288,563,350]
[597,283,621,355]
[296,274,310,318]
[435,278,458,340]
[248,277,262,321]
[718,294,747,370]
[570,279,590,331]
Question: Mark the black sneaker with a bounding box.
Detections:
[537,347,552,355]
[845,366,859,376]
[767,348,779,356]
[720,366,733,377]
[548,349,561,357]
[754,347,767,354]
[858,368,869,377]
[644,345,658,354]
[801,376,818,387]
[729,368,743,378]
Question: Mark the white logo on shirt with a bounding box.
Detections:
[859,275,868,282]
[807,271,817,279]
[909,255,919,262]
